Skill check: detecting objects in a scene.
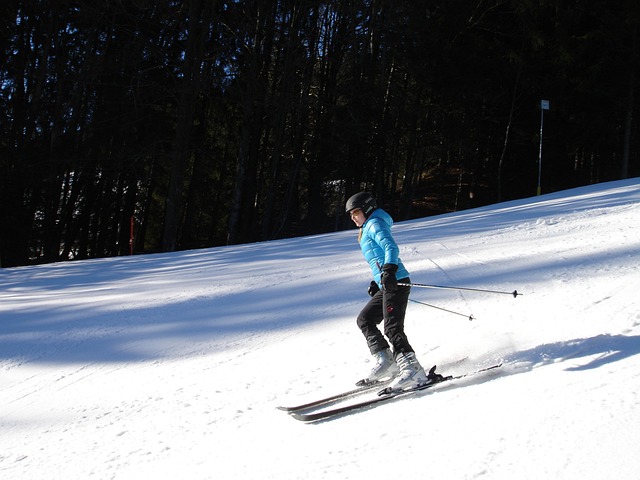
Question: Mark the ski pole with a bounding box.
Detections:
[400,282,522,298]
[409,298,474,321]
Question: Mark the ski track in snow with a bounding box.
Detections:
[1,179,640,479]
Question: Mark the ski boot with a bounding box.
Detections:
[356,348,398,386]
[386,351,428,392]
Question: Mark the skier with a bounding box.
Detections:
[345,192,428,391]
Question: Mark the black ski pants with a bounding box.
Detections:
[356,278,413,357]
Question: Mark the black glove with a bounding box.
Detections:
[367,281,380,297]
[381,264,398,292]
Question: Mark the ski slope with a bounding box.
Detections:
[1,179,639,479]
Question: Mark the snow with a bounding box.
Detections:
[2,178,640,480]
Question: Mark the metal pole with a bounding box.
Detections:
[537,100,549,196]
[399,282,522,298]
[409,298,475,321]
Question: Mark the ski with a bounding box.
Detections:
[278,357,470,413]
[277,378,392,412]
[289,363,502,422]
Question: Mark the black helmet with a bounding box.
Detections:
[345,192,377,216]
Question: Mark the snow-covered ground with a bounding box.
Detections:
[1,178,640,480]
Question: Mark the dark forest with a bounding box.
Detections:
[1,0,638,267]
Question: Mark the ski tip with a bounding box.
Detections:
[290,413,312,422]
[291,411,331,422]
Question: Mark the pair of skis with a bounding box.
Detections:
[278,363,502,422]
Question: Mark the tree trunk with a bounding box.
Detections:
[162,0,209,251]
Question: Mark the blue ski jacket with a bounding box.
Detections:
[359,208,410,286]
